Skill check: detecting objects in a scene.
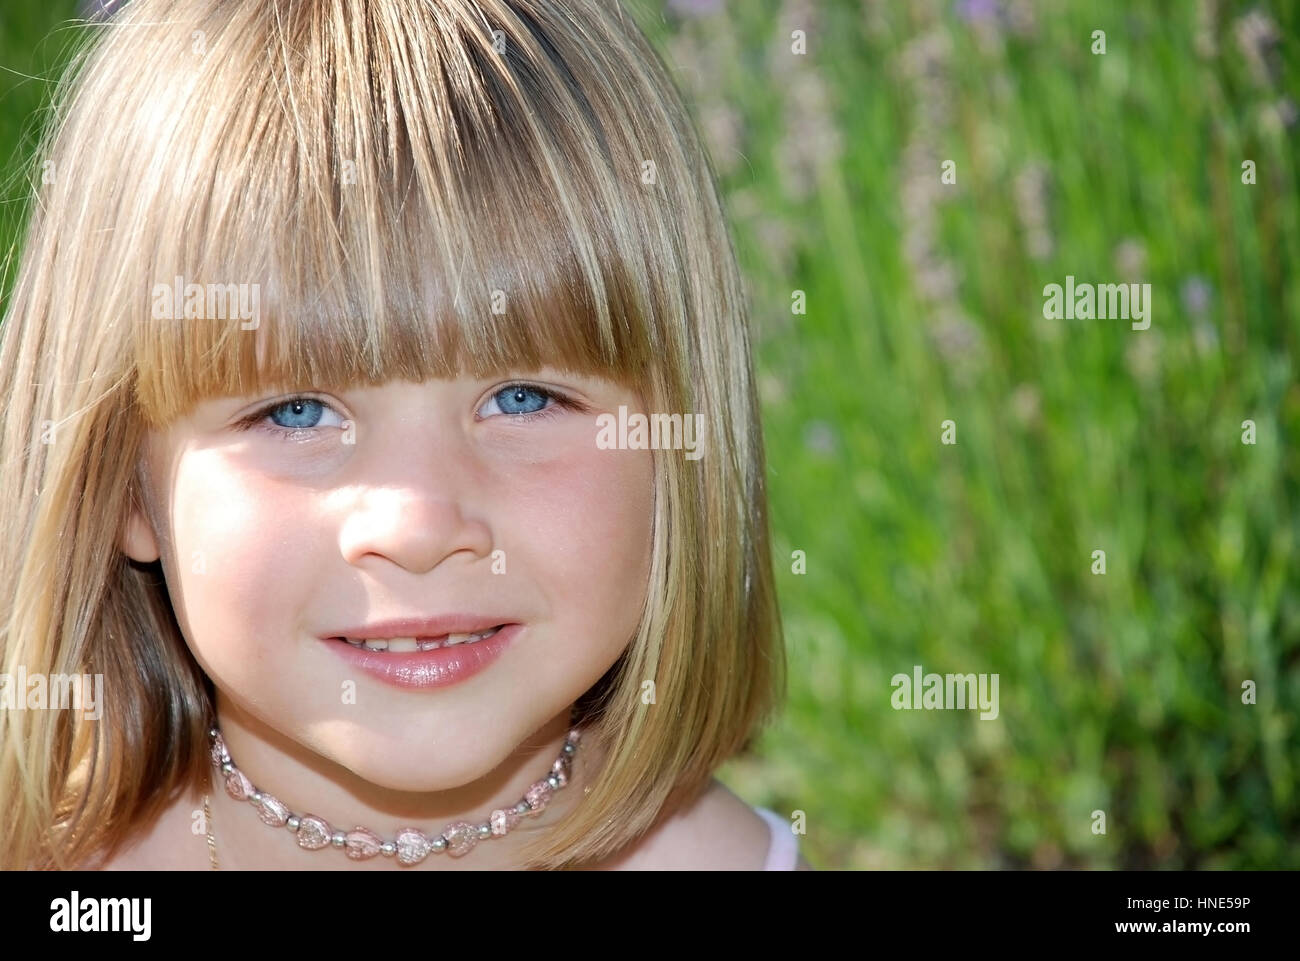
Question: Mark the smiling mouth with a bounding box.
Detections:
[329,625,506,653]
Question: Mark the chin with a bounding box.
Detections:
[331,741,513,793]
[350,767,486,793]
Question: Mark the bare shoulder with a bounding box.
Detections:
[601,778,807,871]
[691,781,814,870]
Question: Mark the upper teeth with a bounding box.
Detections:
[343,627,502,652]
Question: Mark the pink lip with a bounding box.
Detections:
[322,624,521,690]
[324,614,515,641]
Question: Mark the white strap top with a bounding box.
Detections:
[753,806,800,870]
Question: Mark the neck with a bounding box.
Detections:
[206,695,595,870]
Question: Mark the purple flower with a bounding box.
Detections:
[668,0,724,17]
[802,421,839,457]
[955,0,1001,23]
[1180,276,1213,316]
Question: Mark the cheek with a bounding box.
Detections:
[500,444,653,629]
[164,452,320,649]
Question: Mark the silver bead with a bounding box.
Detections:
[380,842,397,856]
[546,775,561,789]
[562,742,576,755]
[250,791,262,803]
[209,727,219,737]
[514,801,530,814]
[221,762,235,775]
[477,823,492,838]
[430,836,447,852]
[331,832,346,847]
[287,816,301,831]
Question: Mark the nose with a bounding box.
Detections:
[336,441,494,575]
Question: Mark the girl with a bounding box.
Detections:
[0,0,804,870]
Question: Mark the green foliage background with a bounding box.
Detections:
[2,1,1295,869]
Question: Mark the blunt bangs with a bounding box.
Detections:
[117,0,668,426]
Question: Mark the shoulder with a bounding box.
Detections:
[694,781,814,870]
[600,778,805,871]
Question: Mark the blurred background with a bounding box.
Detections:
[2,1,1296,869]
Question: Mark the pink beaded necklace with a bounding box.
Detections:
[203,725,582,868]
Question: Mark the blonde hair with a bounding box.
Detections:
[0,0,783,870]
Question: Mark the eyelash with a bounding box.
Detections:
[233,383,579,441]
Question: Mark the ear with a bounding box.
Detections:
[120,495,161,563]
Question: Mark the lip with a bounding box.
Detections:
[322,623,521,690]
[324,614,515,641]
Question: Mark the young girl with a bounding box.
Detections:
[0,0,805,871]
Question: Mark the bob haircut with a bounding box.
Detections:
[0,0,783,870]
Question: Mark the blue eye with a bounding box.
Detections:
[268,398,327,429]
[479,383,574,419]
[236,396,347,438]
[494,385,550,415]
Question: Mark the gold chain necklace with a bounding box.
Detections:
[203,792,218,869]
